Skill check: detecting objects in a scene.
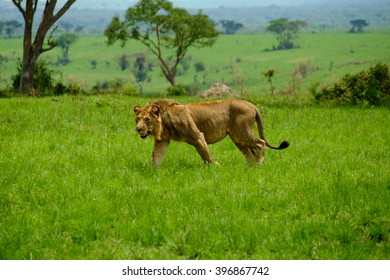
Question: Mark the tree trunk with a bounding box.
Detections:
[18,0,34,93]
[160,65,176,86]
[12,0,76,94]
[20,57,36,94]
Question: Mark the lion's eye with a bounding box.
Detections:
[144,118,150,124]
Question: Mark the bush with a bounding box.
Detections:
[310,62,390,106]
[91,78,138,95]
[195,62,205,72]
[0,85,14,98]
[167,84,191,96]
[54,81,85,96]
[53,82,67,96]
[12,58,58,96]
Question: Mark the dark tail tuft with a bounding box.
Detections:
[279,141,290,149]
[265,140,290,150]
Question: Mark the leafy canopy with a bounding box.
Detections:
[56,33,78,64]
[349,19,369,33]
[104,0,219,86]
[266,18,307,50]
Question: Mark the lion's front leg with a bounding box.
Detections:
[190,133,220,166]
[152,140,170,167]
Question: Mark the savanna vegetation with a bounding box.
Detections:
[1,32,389,101]
[0,94,389,259]
[0,0,389,260]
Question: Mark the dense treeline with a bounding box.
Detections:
[0,2,389,36]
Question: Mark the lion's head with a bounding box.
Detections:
[134,100,178,141]
[133,104,162,140]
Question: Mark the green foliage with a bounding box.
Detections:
[11,58,86,96]
[1,20,23,38]
[194,62,205,73]
[92,78,138,95]
[132,53,152,95]
[220,20,244,35]
[0,95,389,259]
[262,68,276,96]
[310,62,390,106]
[1,33,389,96]
[118,53,130,71]
[265,18,307,50]
[349,19,369,33]
[56,33,79,65]
[54,80,85,96]
[167,83,190,96]
[12,58,57,96]
[104,0,219,86]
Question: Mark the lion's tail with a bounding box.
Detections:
[255,108,290,150]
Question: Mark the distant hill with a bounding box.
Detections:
[70,0,390,9]
[1,0,389,36]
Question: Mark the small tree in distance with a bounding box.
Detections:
[349,19,369,33]
[265,18,307,50]
[3,20,23,38]
[56,33,78,65]
[132,53,152,96]
[262,68,276,97]
[220,20,244,35]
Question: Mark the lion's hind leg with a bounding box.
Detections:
[254,139,266,165]
[230,134,266,165]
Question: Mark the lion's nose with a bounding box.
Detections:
[136,127,142,132]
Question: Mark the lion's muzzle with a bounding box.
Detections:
[139,131,150,139]
[136,126,151,139]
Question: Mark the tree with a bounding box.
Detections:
[11,0,76,94]
[0,21,4,37]
[4,20,23,38]
[265,18,307,50]
[56,33,78,65]
[132,53,152,96]
[118,54,130,71]
[349,19,369,33]
[220,20,244,35]
[104,0,219,86]
[262,68,276,97]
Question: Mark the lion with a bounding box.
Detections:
[134,99,289,167]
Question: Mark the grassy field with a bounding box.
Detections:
[1,32,390,94]
[0,94,389,259]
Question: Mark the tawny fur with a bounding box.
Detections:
[134,99,289,167]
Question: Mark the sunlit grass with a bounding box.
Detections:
[0,95,389,259]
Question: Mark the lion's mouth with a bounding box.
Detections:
[140,131,151,139]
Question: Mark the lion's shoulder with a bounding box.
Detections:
[148,99,179,111]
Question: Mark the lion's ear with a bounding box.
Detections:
[134,106,142,114]
[150,105,160,117]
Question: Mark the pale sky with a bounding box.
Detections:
[74,0,381,9]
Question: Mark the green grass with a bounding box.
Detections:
[0,94,389,259]
[1,32,390,94]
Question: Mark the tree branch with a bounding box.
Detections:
[11,0,25,15]
[51,0,77,26]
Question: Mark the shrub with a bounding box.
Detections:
[0,85,14,98]
[310,62,390,106]
[12,58,58,96]
[195,62,205,72]
[53,82,67,96]
[54,81,84,96]
[91,79,138,96]
[167,84,191,96]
